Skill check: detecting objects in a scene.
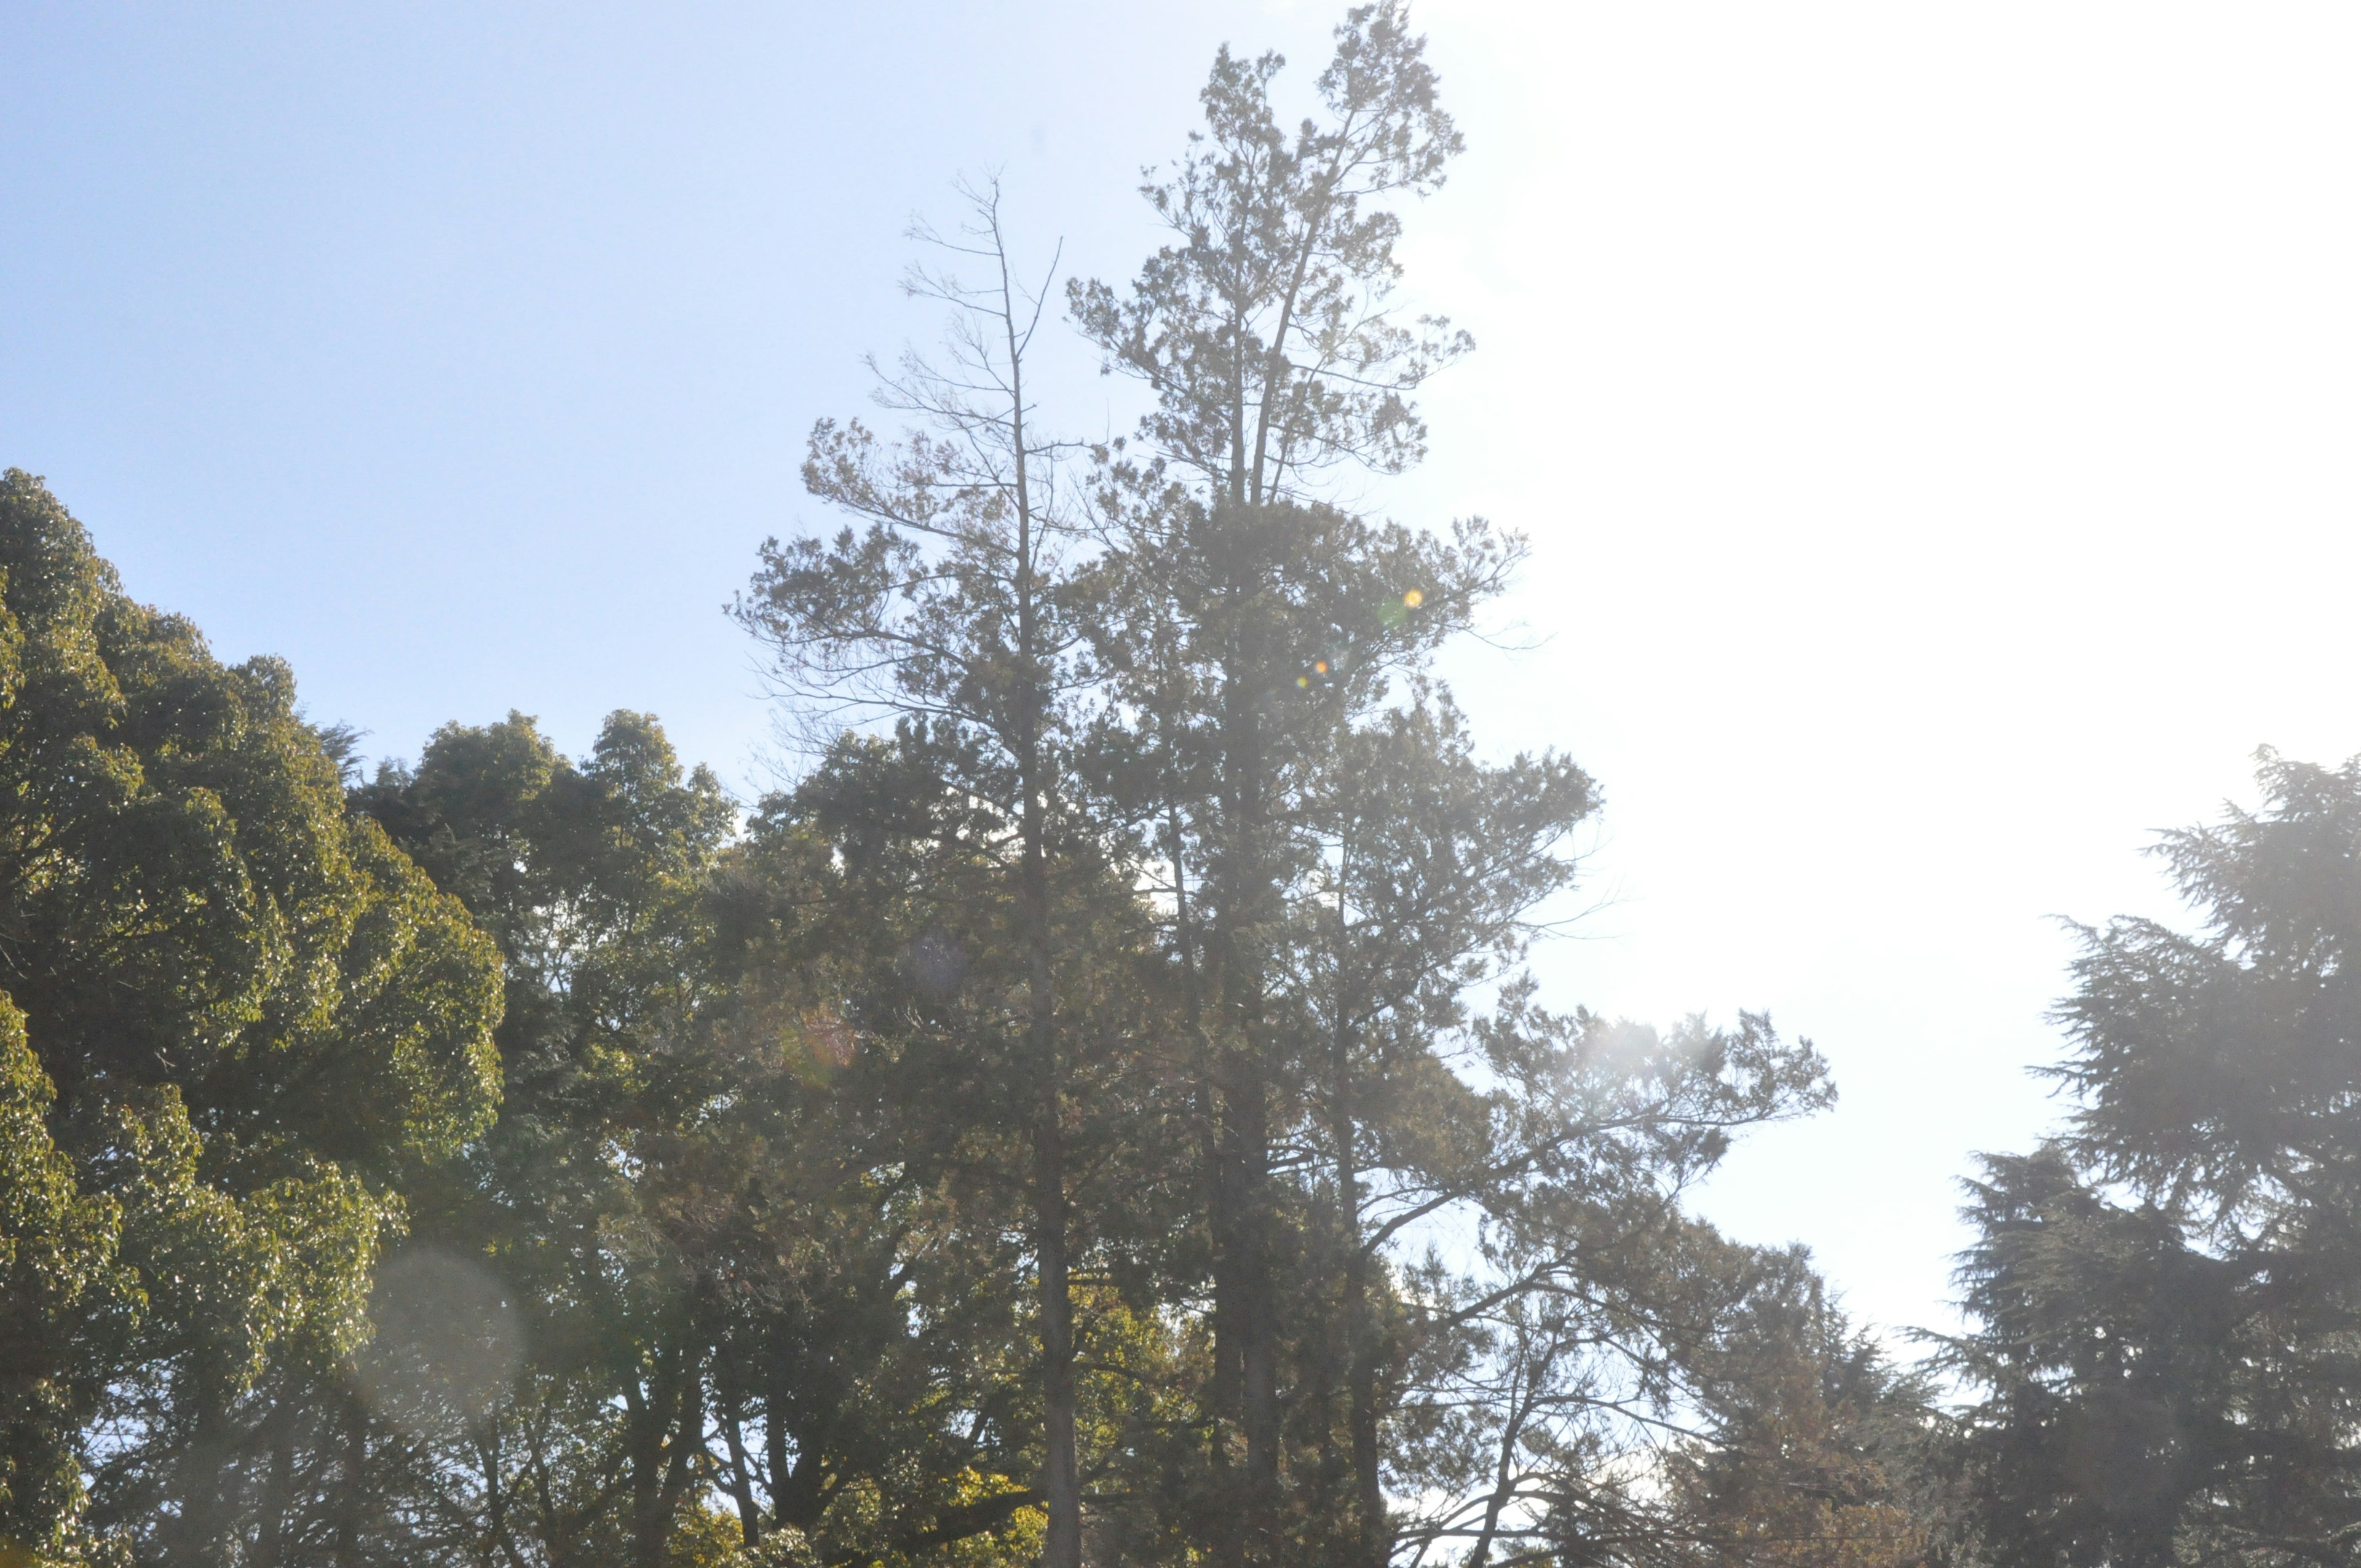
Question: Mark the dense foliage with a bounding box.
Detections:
[1945,753,2361,1567]
[0,436,1936,1568]
[1,7,2151,1568]
[0,469,504,1562]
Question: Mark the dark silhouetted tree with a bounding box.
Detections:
[1947,750,2361,1567]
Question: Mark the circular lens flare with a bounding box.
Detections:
[1402,589,1424,609]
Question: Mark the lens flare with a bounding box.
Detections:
[355,1248,525,1441]
[1314,660,1329,675]
[1402,588,1424,609]
[908,930,967,999]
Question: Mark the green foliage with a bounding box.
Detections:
[0,996,122,1559]
[1049,8,1848,1559]
[347,708,1098,1567]
[1666,1249,1939,1568]
[0,10,1935,1568]
[1947,751,2361,1567]
[0,469,503,1564]
[742,8,1853,1567]
[1069,0,1469,498]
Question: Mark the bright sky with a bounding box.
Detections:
[8,2,2360,1345]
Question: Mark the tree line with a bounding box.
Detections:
[6,6,2359,1567]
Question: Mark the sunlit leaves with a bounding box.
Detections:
[0,470,504,1562]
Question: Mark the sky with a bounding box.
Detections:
[7,1,2360,1345]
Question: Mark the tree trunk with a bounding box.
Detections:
[1034,1098,1082,1568]
[1334,1067,1385,1564]
[256,1401,296,1568]
[1210,521,1281,1561]
[1020,790,1082,1568]
[170,1392,237,1568]
[1021,753,1081,1568]
[1331,878,1386,1568]
[629,1332,698,1568]
[651,1361,703,1568]
[1022,743,1078,1565]
[1000,253,1082,1568]
[333,1394,368,1568]
[718,1377,762,1548]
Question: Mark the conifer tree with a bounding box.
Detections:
[1066,10,1497,1553]
[0,10,1921,1565]
[1948,750,2361,1567]
[734,178,1126,1568]
[1667,1248,1937,1568]
[1056,9,1841,1564]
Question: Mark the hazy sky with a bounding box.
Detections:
[8,1,2360,1343]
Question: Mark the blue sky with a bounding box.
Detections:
[10,0,2361,1343]
[2,1,1305,775]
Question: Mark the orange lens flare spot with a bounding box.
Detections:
[1402,588,1424,609]
[1314,660,1329,675]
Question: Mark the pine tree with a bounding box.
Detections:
[732,176,1121,1568]
[1064,10,1837,1563]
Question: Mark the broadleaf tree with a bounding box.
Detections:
[0,8,1934,1566]
[0,469,504,1567]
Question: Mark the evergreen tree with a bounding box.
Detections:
[352,711,742,1567]
[0,469,504,1565]
[0,994,121,1560]
[1062,9,1837,1563]
[1667,1248,1938,1568]
[1947,750,2361,1567]
[1064,10,1509,1554]
[733,176,1129,1568]
[0,10,1922,1566]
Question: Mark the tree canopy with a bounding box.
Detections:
[1946,752,2361,1568]
[0,468,504,1563]
[28,6,2277,1568]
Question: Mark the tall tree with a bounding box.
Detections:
[1666,1248,1938,1568]
[1076,481,1521,1561]
[0,469,504,1566]
[1065,8,1484,1547]
[1946,750,2361,1567]
[354,710,740,1568]
[0,993,121,1561]
[1061,10,1846,1564]
[1068,0,1470,510]
[734,177,1115,1568]
[0,7,1927,1564]
[358,705,1069,1568]
[1296,691,1595,1560]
